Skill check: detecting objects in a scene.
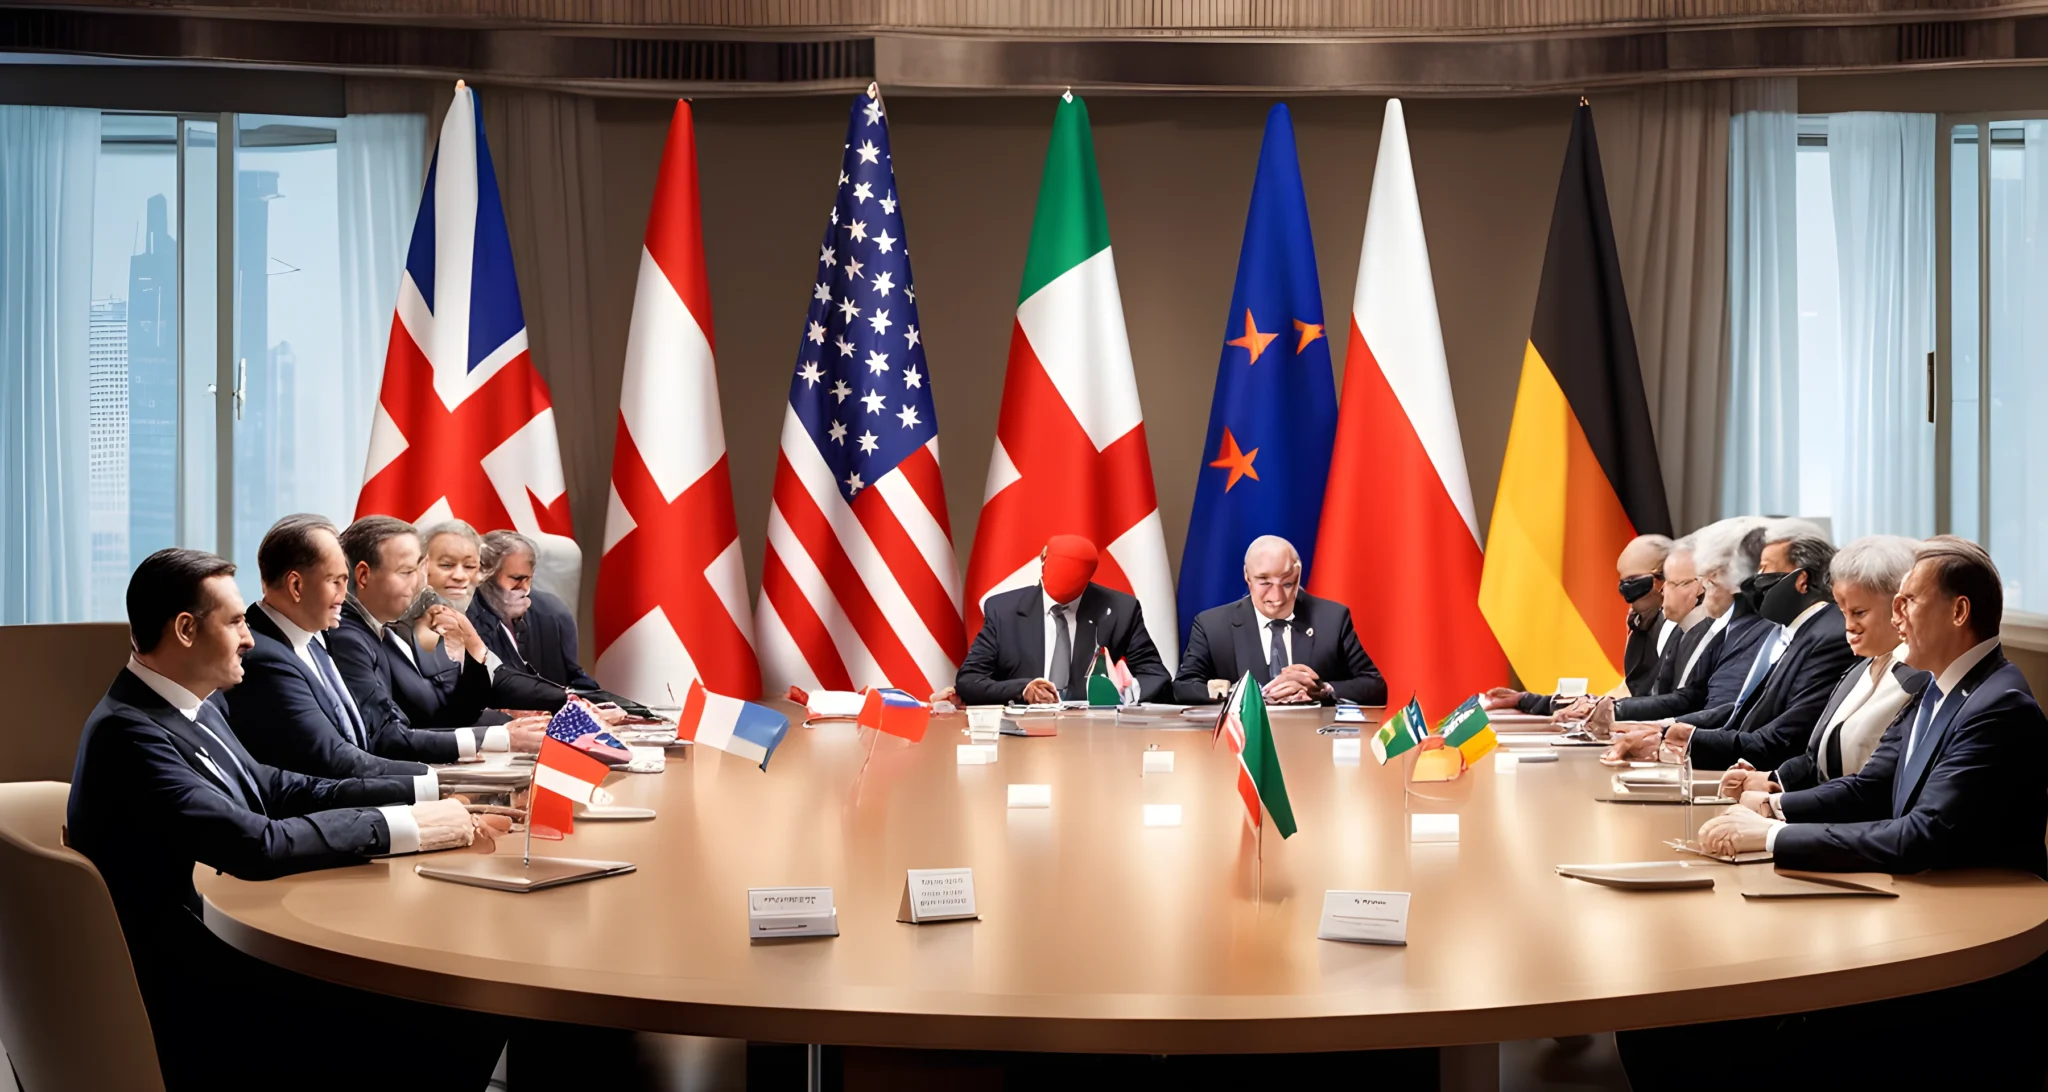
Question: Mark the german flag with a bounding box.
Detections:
[1478,102,1672,695]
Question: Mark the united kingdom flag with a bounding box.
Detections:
[356,82,580,597]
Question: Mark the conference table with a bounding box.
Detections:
[196,704,2048,1089]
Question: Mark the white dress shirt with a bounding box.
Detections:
[357,602,509,756]
[1040,588,1081,683]
[1259,609,1296,667]
[127,655,421,854]
[1678,610,1731,688]
[254,602,440,808]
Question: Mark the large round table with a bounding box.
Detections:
[198,705,2048,1072]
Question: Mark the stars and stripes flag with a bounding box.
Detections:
[545,698,634,765]
[356,81,582,600]
[593,101,762,703]
[756,87,966,698]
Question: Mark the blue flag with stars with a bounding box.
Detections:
[1177,104,1339,641]
[786,88,936,502]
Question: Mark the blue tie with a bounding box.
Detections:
[307,637,367,749]
[1903,681,1944,768]
[1736,628,1782,703]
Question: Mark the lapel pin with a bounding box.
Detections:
[1306,627,1314,638]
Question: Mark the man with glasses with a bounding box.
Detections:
[1484,533,1676,714]
[1173,535,1386,705]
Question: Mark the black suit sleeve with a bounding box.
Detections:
[1173,613,1223,704]
[1772,748,1819,793]
[553,609,602,693]
[1114,602,1172,704]
[954,608,1032,706]
[1515,691,1558,716]
[1690,638,1856,770]
[224,652,431,781]
[328,625,461,765]
[487,664,570,712]
[1324,608,1387,706]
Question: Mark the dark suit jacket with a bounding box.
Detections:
[469,588,601,711]
[1686,602,1857,770]
[1611,606,1775,721]
[1516,611,1696,716]
[223,606,431,780]
[1777,650,2048,876]
[956,583,1172,705]
[1773,658,1931,793]
[329,598,495,740]
[68,670,413,1080]
[1172,593,1387,706]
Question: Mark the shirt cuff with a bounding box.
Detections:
[1769,791,1785,819]
[1763,818,1788,853]
[480,725,510,752]
[453,727,477,760]
[479,650,502,683]
[378,805,421,855]
[412,770,439,803]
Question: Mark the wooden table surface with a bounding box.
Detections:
[197,706,2048,1054]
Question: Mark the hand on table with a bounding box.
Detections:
[503,714,549,754]
[1582,697,1617,740]
[1737,790,1777,818]
[412,798,483,852]
[1718,764,1776,799]
[1697,804,1775,856]
[1263,665,1324,704]
[1481,687,1524,712]
[1658,723,1694,764]
[1021,678,1061,705]
[1550,696,1596,725]
[1601,726,1662,762]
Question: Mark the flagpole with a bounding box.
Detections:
[849,725,882,805]
[522,765,535,868]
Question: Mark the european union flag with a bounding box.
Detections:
[1177,104,1338,641]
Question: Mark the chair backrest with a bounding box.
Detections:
[0,623,131,782]
[0,781,165,1092]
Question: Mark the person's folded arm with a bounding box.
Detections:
[1171,616,1222,705]
[1116,602,1174,704]
[953,613,1030,705]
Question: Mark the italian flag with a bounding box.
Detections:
[962,92,1179,665]
[1218,672,1296,838]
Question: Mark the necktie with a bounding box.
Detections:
[194,704,265,815]
[1048,604,1072,699]
[1736,628,1782,703]
[307,637,368,748]
[1268,619,1289,681]
[1904,682,1944,768]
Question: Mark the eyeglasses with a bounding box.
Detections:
[1249,576,1299,592]
[1667,577,1701,590]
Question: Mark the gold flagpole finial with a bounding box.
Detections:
[1578,94,1590,107]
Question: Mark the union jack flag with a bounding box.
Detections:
[756,88,964,698]
[356,82,581,598]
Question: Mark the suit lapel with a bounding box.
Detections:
[1289,596,1317,671]
[250,606,348,736]
[1015,590,1046,682]
[1230,599,1267,685]
[1805,658,1869,777]
[114,673,252,810]
[1894,650,2003,815]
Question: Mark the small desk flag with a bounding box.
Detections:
[1438,695,1498,763]
[1219,672,1297,838]
[1371,696,1428,765]
[530,736,613,840]
[858,687,931,742]
[677,679,791,770]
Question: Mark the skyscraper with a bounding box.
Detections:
[127,194,177,563]
[89,298,130,619]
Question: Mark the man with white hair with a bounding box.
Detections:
[1484,533,1677,714]
[1173,535,1386,705]
[468,529,617,711]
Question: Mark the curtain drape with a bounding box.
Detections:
[1721,78,1801,521]
[336,112,426,515]
[0,107,98,625]
[1828,112,1935,542]
[1596,81,1732,535]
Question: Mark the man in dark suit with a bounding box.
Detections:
[467,529,618,711]
[67,549,509,1090]
[328,515,545,756]
[1484,532,1674,714]
[1173,535,1385,706]
[956,534,1172,705]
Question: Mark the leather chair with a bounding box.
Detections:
[0,623,131,783]
[0,781,164,1091]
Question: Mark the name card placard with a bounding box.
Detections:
[966,707,1002,743]
[1410,813,1459,843]
[747,887,838,939]
[1007,783,1051,808]
[1142,750,1175,774]
[897,868,978,923]
[1331,738,1362,765]
[1554,677,1590,699]
[1142,804,1182,827]
[956,744,999,765]
[1317,890,1411,945]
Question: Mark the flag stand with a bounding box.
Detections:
[849,726,882,804]
[522,766,536,867]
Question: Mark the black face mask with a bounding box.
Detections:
[1739,572,1770,613]
[1757,569,1816,626]
[1618,574,1659,604]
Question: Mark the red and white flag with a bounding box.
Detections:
[529,735,612,840]
[356,82,582,600]
[1310,99,1507,717]
[592,102,761,703]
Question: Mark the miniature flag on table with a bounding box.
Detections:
[1086,647,1136,707]
[546,699,634,766]
[787,685,866,721]
[1438,695,1498,763]
[1219,672,1297,838]
[529,736,613,840]
[678,679,791,770]
[858,687,931,743]
[1371,695,1428,765]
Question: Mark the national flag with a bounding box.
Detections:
[593,101,761,704]
[1178,104,1338,637]
[1086,647,1120,707]
[787,685,866,721]
[756,87,966,701]
[1371,695,1428,765]
[1437,694,1498,763]
[544,699,633,765]
[1312,99,1508,718]
[356,81,581,601]
[857,686,931,742]
[1218,672,1296,838]
[529,735,612,840]
[677,679,791,770]
[1478,101,1673,695]
[962,92,1179,666]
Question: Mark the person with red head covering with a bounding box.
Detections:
[955,534,1172,705]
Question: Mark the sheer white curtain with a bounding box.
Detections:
[336,112,425,516]
[1722,79,1800,520]
[0,107,98,624]
[1828,113,1935,541]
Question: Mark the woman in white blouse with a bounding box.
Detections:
[1720,534,1925,797]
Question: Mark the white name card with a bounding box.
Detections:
[1142,750,1175,774]
[956,744,999,765]
[966,707,1002,743]
[1317,890,1411,945]
[897,868,978,923]
[1142,804,1182,827]
[1007,783,1051,808]
[1410,813,1459,843]
[1554,677,1590,699]
[747,887,838,939]
[1331,738,1361,765]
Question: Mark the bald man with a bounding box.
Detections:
[1485,533,1678,715]
[1173,536,1386,706]
[955,535,1172,706]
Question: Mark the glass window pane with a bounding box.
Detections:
[1949,123,1980,542]
[1795,145,1841,522]
[1985,121,2048,613]
[181,119,219,555]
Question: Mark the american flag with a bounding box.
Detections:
[545,700,633,765]
[757,88,965,697]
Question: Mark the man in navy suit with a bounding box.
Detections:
[1173,535,1385,706]
[222,514,446,783]
[68,549,510,1090]
[955,534,1173,705]
[467,529,617,711]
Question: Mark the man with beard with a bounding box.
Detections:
[469,529,622,711]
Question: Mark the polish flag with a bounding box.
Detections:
[1310,99,1507,717]
[593,101,762,704]
[529,736,613,840]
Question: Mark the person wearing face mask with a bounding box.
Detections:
[955,534,1173,705]
[1483,534,1674,714]
[1607,519,1856,769]
[468,529,617,712]
[1173,535,1386,705]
